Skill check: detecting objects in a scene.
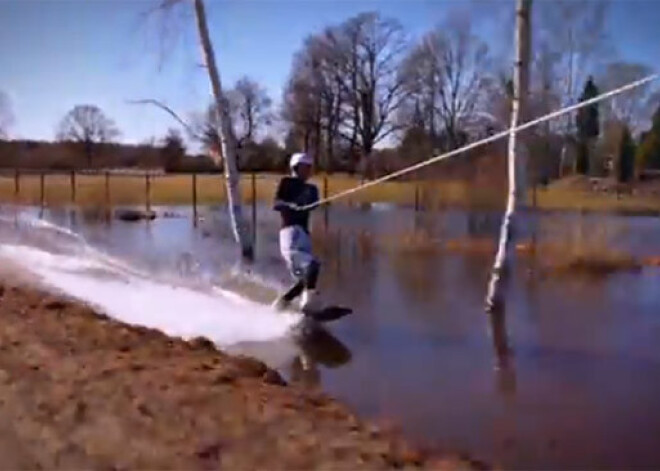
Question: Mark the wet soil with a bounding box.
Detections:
[0,279,482,470]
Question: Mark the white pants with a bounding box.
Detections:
[279,225,316,280]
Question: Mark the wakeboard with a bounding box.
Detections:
[301,305,353,323]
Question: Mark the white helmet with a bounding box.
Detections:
[289,152,313,169]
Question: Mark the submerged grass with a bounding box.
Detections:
[336,221,647,276]
[378,230,443,255]
[533,186,660,215]
[552,253,641,275]
[532,219,643,275]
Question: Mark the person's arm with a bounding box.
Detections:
[306,184,320,211]
[274,178,303,211]
[273,178,289,211]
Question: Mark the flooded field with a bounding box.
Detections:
[2,203,660,469]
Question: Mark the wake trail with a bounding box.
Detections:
[0,214,301,348]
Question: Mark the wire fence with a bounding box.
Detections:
[0,170,441,216]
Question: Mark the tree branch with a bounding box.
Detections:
[126,98,202,140]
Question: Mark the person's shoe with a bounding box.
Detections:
[301,289,322,314]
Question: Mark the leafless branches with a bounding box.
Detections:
[56,104,120,166]
[535,0,611,133]
[226,76,273,145]
[283,12,409,172]
[56,105,120,144]
[128,99,200,138]
[0,91,15,139]
[400,17,494,151]
[600,62,656,132]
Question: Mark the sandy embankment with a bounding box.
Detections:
[0,277,484,470]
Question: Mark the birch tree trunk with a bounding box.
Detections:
[193,0,253,260]
[485,0,531,312]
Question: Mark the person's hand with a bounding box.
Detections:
[284,201,303,211]
[275,200,304,211]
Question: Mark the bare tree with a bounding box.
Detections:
[526,42,563,182]
[160,128,186,171]
[145,0,252,259]
[56,104,120,166]
[284,13,412,175]
[537,0,610,112]
[282,68,323,164]
[189,103,222,154]
[192,76,272,168]
[227,76,273,144]
[531,41,561,120]
[0,90,15,139]
[401,16,493,151]
[399,37,441,144]
[308,30,350,170]
[283,29,350,170]
[191,77,273,170]
[192,0,253,259]
[340,12,409,172]
[486,0,531,312]
[285,13,408,173]
[600,61,656,132]
[535,0,611,171]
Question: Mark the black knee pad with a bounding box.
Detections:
[305,260,320,289]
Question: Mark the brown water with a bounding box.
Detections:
[4,203,660,469]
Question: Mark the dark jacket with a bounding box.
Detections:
[273,176,319,233]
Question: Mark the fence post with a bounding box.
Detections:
[70,170,76,204]
[40,173,45,209]
[192,172,198,226]
[145,173,151,212]
[323,175,329,231]
[14,169,19,198]
[104,171,110,220]
[251,172,257,249]
[336,228,342,274]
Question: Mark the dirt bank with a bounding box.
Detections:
[0,280,482,470]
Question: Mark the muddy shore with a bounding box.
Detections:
[0,279,483,470]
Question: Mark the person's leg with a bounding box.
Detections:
[281,278,305,302]
[273,226,301,309]
[272,274,303,310]
[274,225,321,311]
[273,256,320,311]
[300,257,321,312]
[303,258,320,290]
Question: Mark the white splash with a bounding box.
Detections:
[0,243,301,347]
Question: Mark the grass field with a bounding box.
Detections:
[1,172,660,213]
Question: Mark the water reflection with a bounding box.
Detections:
[297,324,353,367]
[488,309,516,398]
[466,210,502,238]
[388,249,441,306]
[290,324,353,388]
[228,324,353,389]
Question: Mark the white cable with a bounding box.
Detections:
[300,74,658,210]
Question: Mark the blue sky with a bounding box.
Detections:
[1,0,659,145]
